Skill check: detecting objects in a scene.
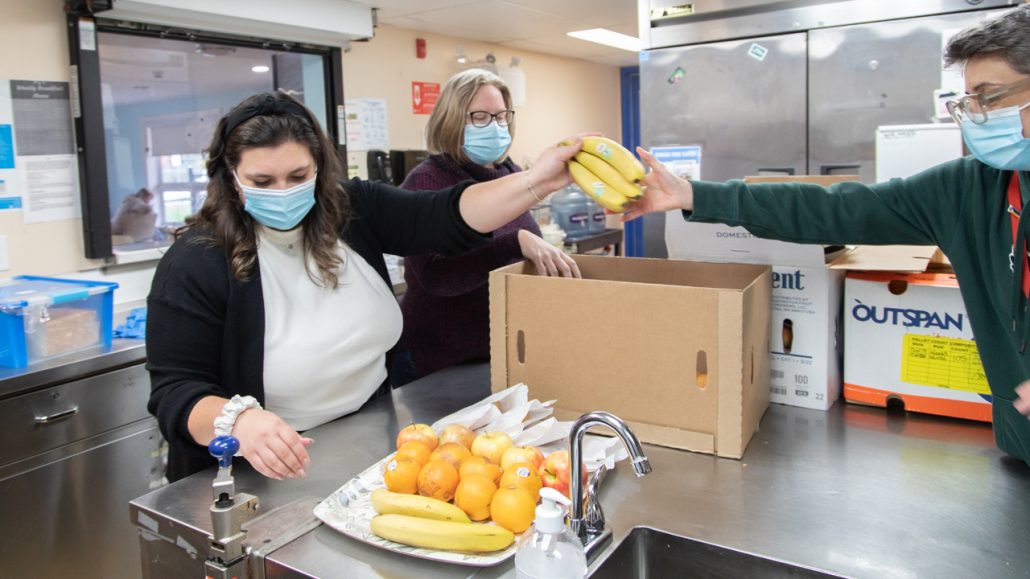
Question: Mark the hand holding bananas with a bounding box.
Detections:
[565,136,646,212]
[459,137,580,233]
[620,146,695,222]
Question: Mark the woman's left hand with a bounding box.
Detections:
[518,229,581,278]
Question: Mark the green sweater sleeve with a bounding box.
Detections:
[689,158,973,249]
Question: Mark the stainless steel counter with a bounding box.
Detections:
[0,338,146,399]
[0,338,157,578]
[131,363,1030,578]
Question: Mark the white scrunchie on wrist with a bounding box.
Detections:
[213,394,262,439]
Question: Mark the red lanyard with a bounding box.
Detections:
[1008,173,1029,297]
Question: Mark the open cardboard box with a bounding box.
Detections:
[489,255,771,459]
[664,175,940,411]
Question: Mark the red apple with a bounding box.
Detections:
[500,445,545,472]
[470,431,514,465]
[538,450,586,498]
[439,423,476,450]
[396,423,438,451]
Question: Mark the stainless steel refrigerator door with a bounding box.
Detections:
[640,33,808,256]
[807,9,1003,182]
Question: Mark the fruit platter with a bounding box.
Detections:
[314,385,622,566]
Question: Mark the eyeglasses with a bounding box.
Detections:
[468,110,514,128]
[946,76,1030,125]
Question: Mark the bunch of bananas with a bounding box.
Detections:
[566,136,646,212]
[369,489,515,553]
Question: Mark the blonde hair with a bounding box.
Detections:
[425,69,514,163]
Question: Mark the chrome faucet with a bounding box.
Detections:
[568,411,652,545]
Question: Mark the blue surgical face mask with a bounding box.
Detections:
[463,122,512,166]
[961,101,1030,171]
[235,172,317,231]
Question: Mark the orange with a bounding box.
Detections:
[499,465,543,503]
[459,455,503,485]
[430,442,472,470]
[490,484,536,534]
[453,474,498,521]
[417,459,460,502]
[395,440,432,467]
[382,458,420,494]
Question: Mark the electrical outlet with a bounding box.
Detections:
[0,235,8,271]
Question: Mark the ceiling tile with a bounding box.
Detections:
[498,0,637,28]
[353,0,641,68]
[346,0,482,21]
[397,0,581,43]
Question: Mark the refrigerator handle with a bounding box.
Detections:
[820,164,860,175]
[756,167,796,176]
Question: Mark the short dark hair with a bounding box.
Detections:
[944,5,1030,75]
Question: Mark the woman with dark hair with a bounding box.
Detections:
[396,69,580,384]
[146,91,581,481]
[627,6,1030,467]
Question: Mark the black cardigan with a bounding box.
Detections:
[146,178,487,481]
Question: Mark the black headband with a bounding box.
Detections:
[222,94,313,139]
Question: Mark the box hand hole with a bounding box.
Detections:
[888,280,909,295]
[696,350,708,389]
[517,330,526,365]
[782,318,793,354]
[750,348,754,385]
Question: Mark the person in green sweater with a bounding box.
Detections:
[625,5,1030,467]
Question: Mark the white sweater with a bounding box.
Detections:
[256,225,402,431]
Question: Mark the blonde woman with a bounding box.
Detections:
[395,69,580,384]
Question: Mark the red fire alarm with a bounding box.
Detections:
[416,38,427,59]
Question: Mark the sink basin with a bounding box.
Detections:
[590,527,845,578]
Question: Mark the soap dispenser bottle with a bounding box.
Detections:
[514,487,588,578]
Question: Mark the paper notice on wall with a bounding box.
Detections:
[344,98,389,152]
[0,84,20,211]
[0,80,81,221]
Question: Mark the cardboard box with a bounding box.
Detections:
[765,266,845,410]
[664,175,939,410]
[843,271,991,422]
[490,255,771,459]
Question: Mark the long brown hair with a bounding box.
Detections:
[190,92,349,287]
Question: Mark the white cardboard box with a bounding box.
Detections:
[665,175,937,410]
[767,266,845,410]
[843,271,992,422]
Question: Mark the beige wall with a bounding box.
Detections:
[342,24,622,172]
[0,0,104,278]
[0,5,622,284]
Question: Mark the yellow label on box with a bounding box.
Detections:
[900,334,989,395]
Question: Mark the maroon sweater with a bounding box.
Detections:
[399,154,541,377]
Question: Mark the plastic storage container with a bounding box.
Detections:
[550,185,591,241]
[0,276,119,368]
[514,487,587,578]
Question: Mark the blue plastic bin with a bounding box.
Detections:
[0,276,119,368]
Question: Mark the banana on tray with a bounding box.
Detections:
[370,489,471,523]
[565,136,646,212]
[370,513,515,553]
